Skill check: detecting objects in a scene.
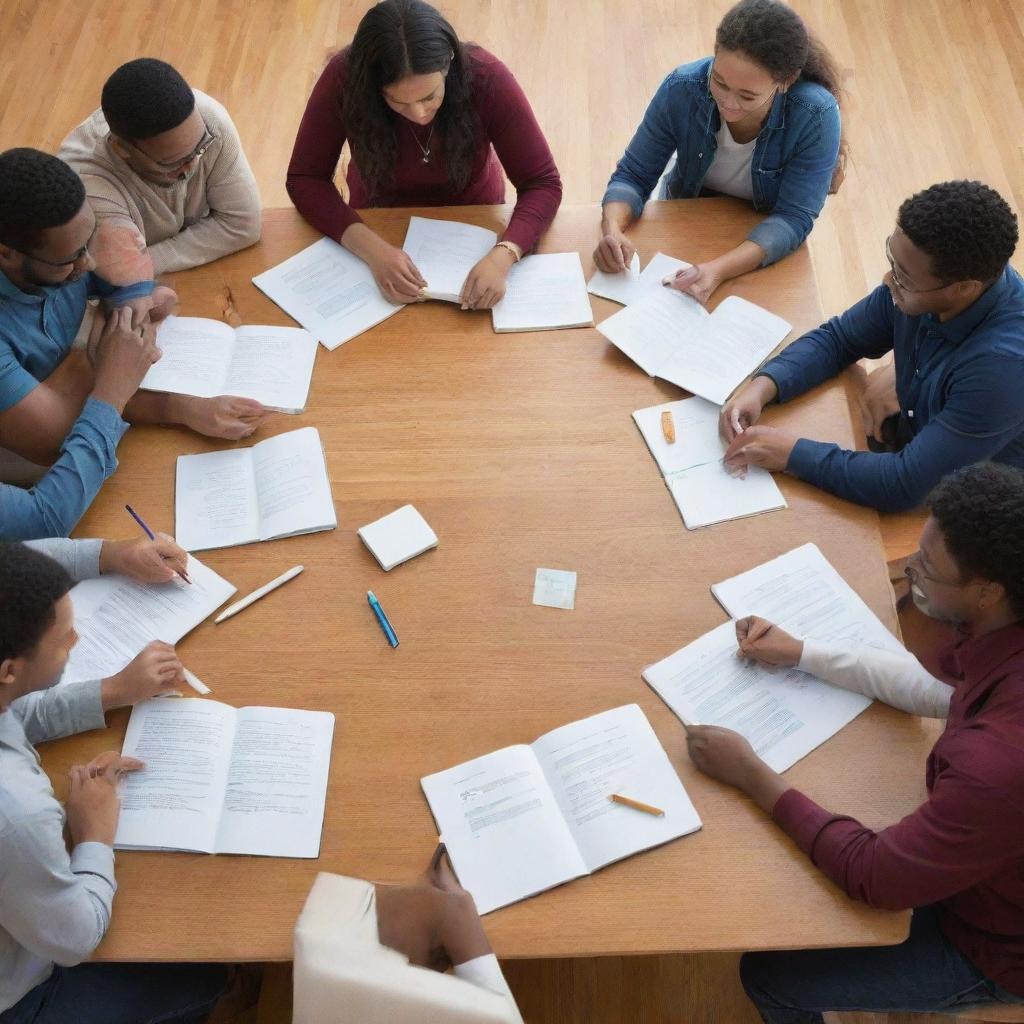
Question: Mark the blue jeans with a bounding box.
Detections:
[741,906,1024,1023]
[0,962,229,1024]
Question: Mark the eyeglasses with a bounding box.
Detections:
[904,550,963,588]
[885,235,951,294]
[708,64,777,112]
[21,240,90,268]
[124,125,215,172]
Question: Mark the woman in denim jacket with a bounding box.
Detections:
[594,0,845,305]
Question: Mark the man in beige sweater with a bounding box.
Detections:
[59,58,261,284]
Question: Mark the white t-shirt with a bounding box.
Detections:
[701,122,756,201]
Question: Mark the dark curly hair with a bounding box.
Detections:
[927,463,1024,617]
[340,0,478,201]
[0,148,86,252]
[716,0,847,178]
[0,543,73,663]
[898,180,1018,284]
[101,58,196,141]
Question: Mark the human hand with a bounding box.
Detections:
[118,287,179,330]
[723,425,798,473]
[100,534,189,584]
[664,263,722,306]
[460,247,514,310]
[65,751,145,846]
[89,307,162,414]
[860,360,900,444]
[179,395,270,440]
[735,616,803,667]
[367,243,428,304]
[101,641,185,709]
[719,377,777,443]
[593,229,637,274]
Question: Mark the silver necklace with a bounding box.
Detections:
[408,120,436,163]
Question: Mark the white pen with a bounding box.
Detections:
[182,668,212,695]
[214,565,304,624]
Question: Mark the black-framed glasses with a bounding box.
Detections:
[124,125,215,171]
[885,235,951,294]
[905,550,963,588]
[707,62,777,113]
[21,240,90,268]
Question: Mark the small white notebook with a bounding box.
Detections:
[142,316,318,412]
[115,698,335,857]
[63,555,236,685]
[252,237,403,350]
[402,216,497,303]
[175,426,337,552]
[587,251,693,306]
[598,289,791,405]
[491,252,593,333]
[358,504,438,571]
[421,704,702,914]
[633,396,786,529]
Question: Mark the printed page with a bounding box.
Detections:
[644,621,872,773]
[175,448,260,552]
[225,326,318,412]
[141,316,236,398]
[63,556,236,683]
[491,252,594,332]
[595,285,708,377]
[667,461,786,530]
[658,296,791,406]
[215,707,335,858]
[532,704,701,873]
[587,251,641,304]
[253,427,337,541]
[402,217,497,303]
[711,543,903,652]
[251,237,402,350]
[114,698,237,853]
[421,745,588,914]
[632,395,725,476]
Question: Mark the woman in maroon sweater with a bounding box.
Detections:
[286,0,562,310]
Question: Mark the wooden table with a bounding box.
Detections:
[50,201,936,962]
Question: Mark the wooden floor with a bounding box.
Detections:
[2,1,1021,1020]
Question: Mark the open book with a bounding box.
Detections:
[252,237,402,350]
[491,252,593,333]
[633,396,786,529]
[175,426,337,552]
[142,316,318,412]
[63,555,235,684]
[421,704,701,914]
[402,216,497,303]
[115,698,335,857]
[597,288,791,405]
[587,252,692,306]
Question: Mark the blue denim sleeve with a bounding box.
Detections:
[602,73,682,217]
[0,397,128,540]
[787,353,1024,512]
[748,102,841,265]
[760,285,895,402]
[88,272,154,303]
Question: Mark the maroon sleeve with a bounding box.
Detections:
[286,54,364,241]
[772,764,1024,911]
[475,56,562,253]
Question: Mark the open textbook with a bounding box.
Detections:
[175,427,337,552]
[63,556,235,684]
[643,544,903,772]
[587,252,693,306]
[142,316,318,412]
[421,704,702,914]
[115,698,335,858]
[633,396,786,529]
[597,287,791,405]
[252,237,402,350]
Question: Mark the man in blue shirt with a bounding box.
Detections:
[720,180,1024,512]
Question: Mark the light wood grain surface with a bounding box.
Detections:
[37,203,938,964]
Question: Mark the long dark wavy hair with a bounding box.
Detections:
[716,0,849,190]
[341,0,479,200]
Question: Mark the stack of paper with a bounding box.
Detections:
[402,216,497,303]
[491,252,593,333]
[358,504,438,571]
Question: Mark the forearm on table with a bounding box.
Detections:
[122,390,190,427]
[340,221,388,262]
[704,240,765,281]
[600,201,637,236]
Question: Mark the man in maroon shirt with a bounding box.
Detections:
[684,462,1024,1021]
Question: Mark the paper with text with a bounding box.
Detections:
[587,252,694,306]
[402,217,497,303]
[491,252,593,333]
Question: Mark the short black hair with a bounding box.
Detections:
[0,148,86,252]
[0,543,74,663]
[927,463,1024,618]
[101,58,196,141]
[898,180,1018,284]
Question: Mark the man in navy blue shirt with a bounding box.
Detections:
[721,180,1024,512]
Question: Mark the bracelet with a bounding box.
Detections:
[493,241,521,263]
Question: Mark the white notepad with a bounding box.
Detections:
[142,316,318,412]
[357,504,438,571]
[491,252,593,332]
[402,216,497,303]
[587,251,693,306]
[175,426,337,552]
[633,396,786,529]
[115,698,335,858]
[252,237,403,350]
[598,288,791,405]
[62,555,236,684]
[421,704,702,914]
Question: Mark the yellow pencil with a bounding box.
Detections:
[609,793,665,817]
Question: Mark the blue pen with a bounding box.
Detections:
[367,591,400,648]
[125,504,192,584]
